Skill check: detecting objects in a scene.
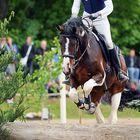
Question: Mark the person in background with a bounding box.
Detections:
[125,49,140,82]
[36,40,48,56]
[20,36,36,77]
[5,37,18,104]
[128,81,140,99]
[0,37,6,55]
[138,50,140,81]
[6,37,18,75]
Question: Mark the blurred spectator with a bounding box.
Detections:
[119,81,140,110]
[128,81,140,99]
[36,40,48,56]
[0,37,6,55]
[125,49,140,82]
[5,37,18,75]
[20,36,36,77]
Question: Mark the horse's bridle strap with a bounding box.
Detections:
[63,54,75,59]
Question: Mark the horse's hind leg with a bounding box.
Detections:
[95,104,105,124]
[108,92,122,124]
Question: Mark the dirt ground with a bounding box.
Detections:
[7,119,140,140]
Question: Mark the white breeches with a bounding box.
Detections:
[82,16,114,50]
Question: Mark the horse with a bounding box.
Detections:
[57,17,127,124]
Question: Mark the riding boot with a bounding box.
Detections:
[109,48,129,82]
[62,75,70,85]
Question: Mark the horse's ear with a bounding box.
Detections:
[56,25,64,32]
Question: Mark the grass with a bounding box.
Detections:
[23,96,140,119]
[2,95,140,119]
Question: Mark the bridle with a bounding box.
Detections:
[61,34,80,59]
[60,33,88,70]
[60,15,97,71]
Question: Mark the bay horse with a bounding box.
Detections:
[57,17,127,124]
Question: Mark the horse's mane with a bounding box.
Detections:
[62,17,88,35]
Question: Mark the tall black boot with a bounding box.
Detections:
[109,48,129,82]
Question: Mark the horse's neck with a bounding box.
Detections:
[80,34,89,53]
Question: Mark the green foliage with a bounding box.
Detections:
[0,121,10,140]
[0,11,14,38]
[0,52,12,72]
[0,13,26,139]
[111,0,140,52]
[20,37,62,97]
[0,54,26,139]
[6,0,140,54]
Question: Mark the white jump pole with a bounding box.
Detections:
[59,72,67,123]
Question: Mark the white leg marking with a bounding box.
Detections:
[77,86,84,100]
[68,88,79,103]
[83,71,106,98]
[95,104,105,124]
[62,38,70,73]
[83,78,96,98]
[109,92,122,124]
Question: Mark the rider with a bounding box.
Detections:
[64,0,128,83]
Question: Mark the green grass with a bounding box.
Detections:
[2,96,140,119]
[23,96,140,119]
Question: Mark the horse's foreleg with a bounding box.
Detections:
[95,104,105,124]
[68,88,79,103]
[83,72,106,98]
[68,87,84,109]
[108,92,122,124]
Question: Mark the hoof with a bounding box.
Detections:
[85,102,96,114]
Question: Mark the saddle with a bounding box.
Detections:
[92,28,121,67]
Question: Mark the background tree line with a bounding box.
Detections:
[0,0,140,54]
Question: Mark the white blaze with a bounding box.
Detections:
[64,38,70,55]
[62,38,70,73]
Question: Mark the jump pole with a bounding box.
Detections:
[59,72,67,123]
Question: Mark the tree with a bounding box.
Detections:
[111,0,140,53]
[0,13,26,140]
[0,0,8,19]
[5,0,140,53]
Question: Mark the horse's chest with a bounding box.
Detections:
[75,66,91,84]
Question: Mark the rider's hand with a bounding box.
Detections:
[92,12,102,19]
